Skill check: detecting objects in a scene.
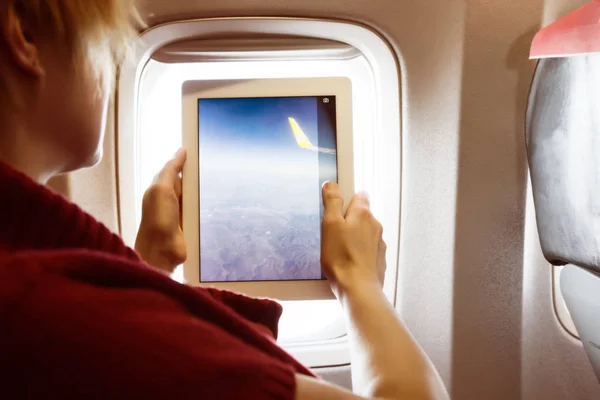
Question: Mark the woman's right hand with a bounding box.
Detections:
[304,182,447,400]
[321,181,386,297]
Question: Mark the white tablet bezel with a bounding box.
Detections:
[182,77,354,300]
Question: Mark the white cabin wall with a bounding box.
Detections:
[445,0,538,398]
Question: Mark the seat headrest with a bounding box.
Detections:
[525,55,600,272]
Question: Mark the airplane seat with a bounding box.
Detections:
[526,54,600,381]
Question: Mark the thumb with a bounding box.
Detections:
[155,148,187,185]
[322,181,344,220]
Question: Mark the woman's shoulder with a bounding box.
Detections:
[0,247,302,399]
[0,248,313,393]
[0,247,279,333]
[0,247,287,345]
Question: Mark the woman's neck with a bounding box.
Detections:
[0,120,63,183]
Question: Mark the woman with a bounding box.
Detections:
[0,1,448,399]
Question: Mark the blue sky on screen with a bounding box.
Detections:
[199,96,336,153]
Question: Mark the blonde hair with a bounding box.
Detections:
[0,0,143,97]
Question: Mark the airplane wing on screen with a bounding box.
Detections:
[288,117,337,155]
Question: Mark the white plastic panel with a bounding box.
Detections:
[553,266,579,338]
[118,18,401,368]
[152,37,361,63]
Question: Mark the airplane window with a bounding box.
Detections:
[553,266,579,338]
[118,19,401,367]
[135,59,364,345]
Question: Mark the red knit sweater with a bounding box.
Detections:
[0,162,313,399]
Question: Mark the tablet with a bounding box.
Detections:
[182,78,354,300]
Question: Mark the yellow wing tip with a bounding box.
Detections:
[288,117,314,150]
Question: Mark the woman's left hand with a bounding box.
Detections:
[135,149,187,274]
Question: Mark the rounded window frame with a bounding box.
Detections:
[117,17,402,367]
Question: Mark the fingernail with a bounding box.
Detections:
[322,181,331,190]
[173,148,184,158]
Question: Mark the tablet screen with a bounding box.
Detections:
[198,96,338,282]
